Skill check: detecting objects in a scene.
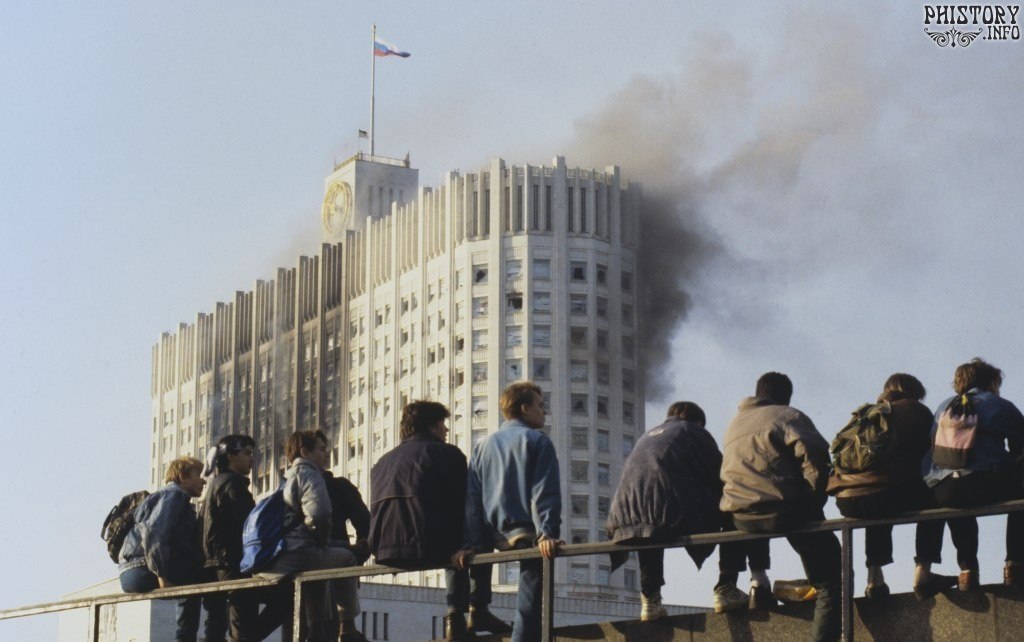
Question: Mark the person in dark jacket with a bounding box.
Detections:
[916,358,1024,591]
[119,456,210,642]
[607,401,771,620]
[323,469,371,642]
[720,372,841,642]
[369,401,508,641]
[197,434,280,641]
[827,374,955,599]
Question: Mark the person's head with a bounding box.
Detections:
[400,400,451,441]
[755,372,793,406]
[953,358,1003,395]
[284,430,329,470]
[215,434,256,476]
[666,401,706,426]
[500,381,545,428]
[879,373,926,402]
[165,456,205,497]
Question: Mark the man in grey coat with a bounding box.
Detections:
[720,372,841,642]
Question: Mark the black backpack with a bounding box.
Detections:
[101,490,150,563]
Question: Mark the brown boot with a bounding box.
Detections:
[958,569,979,592]
[443,612,471,641]
[467,607,513,634]
[1005,563,1023,588]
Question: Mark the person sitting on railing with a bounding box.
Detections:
[720,372,841,642]
[453,381,563,642]
[916,358,1024,592]
[199,434,283,641]
[323,462,372,641]
[369,400,510,641]
[118,456,209,641]
[262,430,368,642]
[827,373,957,600]
[606,401,774,621]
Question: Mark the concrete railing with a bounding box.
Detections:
[4,499,1024,642]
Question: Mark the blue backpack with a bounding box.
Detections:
[240,482,293,574]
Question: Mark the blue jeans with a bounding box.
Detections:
[119,566,159,593]
[444,564,493,611]
[512,558,542,642]
[176,593,227,642]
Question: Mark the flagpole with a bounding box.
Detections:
[370,23,376,158]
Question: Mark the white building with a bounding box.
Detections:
[150,153,645,601]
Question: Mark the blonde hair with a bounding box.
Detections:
[164,456,204,484]
[500,381,543,420]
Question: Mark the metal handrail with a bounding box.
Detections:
[5,499,1024,641]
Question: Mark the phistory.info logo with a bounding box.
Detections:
[923,4,1020,46]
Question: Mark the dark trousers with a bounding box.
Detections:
[175,568,227,642]
[736,509,842,642]
[915,467,1024,569]
[444,563,494,611]
[836,483,930,567]
[637,538,770,597]
[213,568,283,642]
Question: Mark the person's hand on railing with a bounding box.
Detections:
[350,539,371,564]
[538,536,563,560]
[451,548,475,570]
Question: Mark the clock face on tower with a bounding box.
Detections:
[321,180,353,235]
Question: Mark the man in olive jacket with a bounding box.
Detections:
[721,372,841,642]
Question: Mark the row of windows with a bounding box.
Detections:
[469,294,634,325]
[467,259,633,291]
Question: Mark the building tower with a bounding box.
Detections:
[150,153,644,600]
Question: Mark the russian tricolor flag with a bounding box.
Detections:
[374,37,411,58]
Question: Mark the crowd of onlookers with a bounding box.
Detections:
[116,357,1024,642]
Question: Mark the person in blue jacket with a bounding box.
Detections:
[916,358,1024,591]
[119,456,209,641]
[453,381,563,642]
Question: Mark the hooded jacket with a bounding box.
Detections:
[118,482,200,585]
[369,433,467,565]
[720,396,830,518]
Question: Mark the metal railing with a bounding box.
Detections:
[4,499,1024,642]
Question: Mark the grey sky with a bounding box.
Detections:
[3,1,1023,637]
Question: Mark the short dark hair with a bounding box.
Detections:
[215,434,256,471]
[953,358,1003,395]
[880,373,926,402]
[400,401,450,440]
[500,381,543,420]
[666,401,706,426]
[756,372,793,405]
[284,430,327,463]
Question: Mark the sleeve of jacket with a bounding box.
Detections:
[692,427,725,494]
[463,452,486,551]
[340,478,371,541]
[785,413,831,497]
[446,449,469,539]
[299,470,333,546]
[531,434,562,540]
[225,478,256,540]
[143,491,193,579]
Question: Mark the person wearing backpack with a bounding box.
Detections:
[197,434,281,641]
[916,358,1024,592]
[827,374,955,599]
[720,372,841,642]
[119,456,208,641]
[606,401,774,620]
[369,401,509,641]
[262,430,367,642]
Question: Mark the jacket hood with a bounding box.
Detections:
[738,396,785,411]
[285,457,319,479]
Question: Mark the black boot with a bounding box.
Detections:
[467,607,512,634]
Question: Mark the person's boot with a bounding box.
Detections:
[443,611,471,641]
[640,591,668,621]
[958,569,980,592]
[1006,563,1023,588]
[467,607,512,634]
[913,572,958,599]
[748,584,777,610]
